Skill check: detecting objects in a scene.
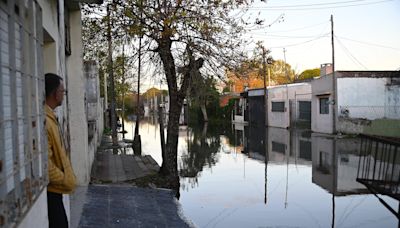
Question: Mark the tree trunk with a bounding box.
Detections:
[161,94,183,175]
[200,103,208,122]
[157,38,203,196]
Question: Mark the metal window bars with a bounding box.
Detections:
[0,0,47,227]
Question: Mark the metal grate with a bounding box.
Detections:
[271,101,285,112]
[357,134,400,200]
[0,0,47,226]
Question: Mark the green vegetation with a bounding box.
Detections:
[103,127,112,135]
[298,68,320,80]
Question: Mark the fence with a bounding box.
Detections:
[357,134,400,217]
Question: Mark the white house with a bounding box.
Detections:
[267,83,311,128]
[311,66,400,137]
[0,0,102,227]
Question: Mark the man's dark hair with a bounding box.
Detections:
[45,73,63,97]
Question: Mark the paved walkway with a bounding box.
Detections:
[91,136,159,183]
[71,136,193,228]
[77,185,191,228]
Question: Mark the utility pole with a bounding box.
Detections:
[262,46,268,127]
[283,48,290,128]
[122,41,126,139]
[133,2,143,154]
[331,15,337,134]
[283,48,290,82]
[107,3,118,145]
[102,54,108,114]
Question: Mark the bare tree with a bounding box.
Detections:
[117,0,255,182]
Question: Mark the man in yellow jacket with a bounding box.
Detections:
[45,73,76,228]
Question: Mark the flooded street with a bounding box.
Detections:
[122,117,398,227]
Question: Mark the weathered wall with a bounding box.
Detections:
[336,77,400,137]
[337,77,386,119]
[385,82,400,119]
[311,76,334,134]
[67,9,91,186]
[86,61,104,185]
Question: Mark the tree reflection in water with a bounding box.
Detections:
[179,122,229,190]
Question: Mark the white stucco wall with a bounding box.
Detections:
[336,77,400,136]
[40,0,60,75]
[337,77,387,119]
[268,83,311,128]
[18,189,48,228]
[67,10,91,185]
[38,0,58,45]
[311,76,334,134]
[268,85,289,128]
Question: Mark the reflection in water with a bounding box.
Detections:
[122,116,399,227]
[179,123,228,190]
[181,124,398,227]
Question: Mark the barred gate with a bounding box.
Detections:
[357,134,400,218]
[0,0,47,226]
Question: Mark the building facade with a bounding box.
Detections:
[311,71,400,137]
[0,0,102,227]
[267,83,311,129]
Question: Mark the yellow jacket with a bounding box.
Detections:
[45,105,76,194]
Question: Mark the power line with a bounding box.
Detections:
[269,34,329,48]
[335,36,368,70]
[246,0,394,11]
[246,32,331,39]
[260,21,329,33]
[251,0,380,8]
[336,36,400,51]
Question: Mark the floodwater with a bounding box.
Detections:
[122,116,399,228]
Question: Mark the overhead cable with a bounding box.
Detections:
[246,0,394,11]
[337,36,400,51]
[335,36,368,70]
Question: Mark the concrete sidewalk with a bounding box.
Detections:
[71,136,193,228]
[75,185,192,228]
[91,136,159,183]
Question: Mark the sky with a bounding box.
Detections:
[242,0,400,74]
[138,0,400,91]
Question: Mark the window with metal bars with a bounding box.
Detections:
[0,0,47,226]
[319,97,330,114]
[271,101,285,112]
